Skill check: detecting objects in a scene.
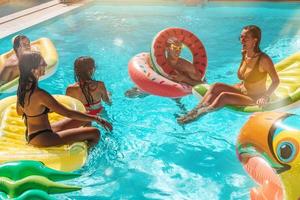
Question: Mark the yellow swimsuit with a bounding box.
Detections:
[238,53,267,100]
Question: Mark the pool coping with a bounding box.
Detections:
[1,0,299,39]
[0,0,88,39]
[0,0,61,25]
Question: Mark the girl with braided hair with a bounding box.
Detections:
[66,56,111,116]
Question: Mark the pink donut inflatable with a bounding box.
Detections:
[128,53,192,98]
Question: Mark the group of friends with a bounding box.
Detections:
[0,35,112,147]
[0,24,279,148]
[126,25,279,123]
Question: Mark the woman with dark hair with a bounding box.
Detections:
[178,25,280,124]
[16,51,112,147]
[66,56,111,116]
[0,35,32,86]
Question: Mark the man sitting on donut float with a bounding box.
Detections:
[125,36,204,98]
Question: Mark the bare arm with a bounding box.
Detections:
[186,66,203,82]
[237,61,244,80]
[180,59,203,82]
[0,58,18,80]
[65,86,77,99]
[262,56,279,97]
[99,82,112,106]
[40,90,97,122]
[256,56,279,106]
[181,75,203,86]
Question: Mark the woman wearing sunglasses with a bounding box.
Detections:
[125,37,203,98]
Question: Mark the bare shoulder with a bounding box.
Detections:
[97,81,105,88]
[67,83,80,89]
[35,88,50,98]
[66,83,80,96]
[260,53,274,69]
[261,53,273,63]
[28,89,50,105]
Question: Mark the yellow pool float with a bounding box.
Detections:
[0,37,58,93]
[193,51,300,112]
[0,95,88,172]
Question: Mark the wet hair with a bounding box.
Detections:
[242,25,261,53]
[74,56,96,105]
[240,25,262,67]
[17,51,43,107]
[13,35,30,54]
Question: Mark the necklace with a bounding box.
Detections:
[245,52,260,60]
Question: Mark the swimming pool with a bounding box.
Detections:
[1,1,300,199]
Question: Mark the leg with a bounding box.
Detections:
[51,118,90,132]
[199,83,242,108]
[178,92,254,124]
[125,87,149,98]
[209,92,254,110]
[29,127,100,147]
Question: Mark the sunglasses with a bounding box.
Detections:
[170,43,183,51]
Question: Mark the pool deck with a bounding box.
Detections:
[0,0,87,39]
[1,0,299,39]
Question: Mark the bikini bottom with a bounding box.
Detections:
[26,129,53,143]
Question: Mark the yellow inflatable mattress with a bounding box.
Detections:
[0,37,58,93]
[0,95,88,172]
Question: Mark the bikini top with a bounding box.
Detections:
[239,53,267,84]
[84,100,103,116]
[79,81,103,114]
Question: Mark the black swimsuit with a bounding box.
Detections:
[23,107,52,143]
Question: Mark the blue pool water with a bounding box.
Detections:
[1,1,300,199]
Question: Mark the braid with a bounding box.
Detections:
[74,56,96,105]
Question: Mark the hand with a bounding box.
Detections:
[95,116,113,132]
[169,72,185,82]
[256,95,270,107]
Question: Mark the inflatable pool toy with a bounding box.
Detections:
[0,95,88,172]
[0,160,81,199]
[0,175,80,198]
[193,51,300,112]
[0,189,55,200]
[128,53,192,98]
[0,160,80,181]
[128,27,207,98]
[237,112,300,199]
[151,27,207,79]
[0,37,58,93]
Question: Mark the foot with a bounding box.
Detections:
[125,87,148,98]
[177,107,209,124]
[197,102,208,109]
